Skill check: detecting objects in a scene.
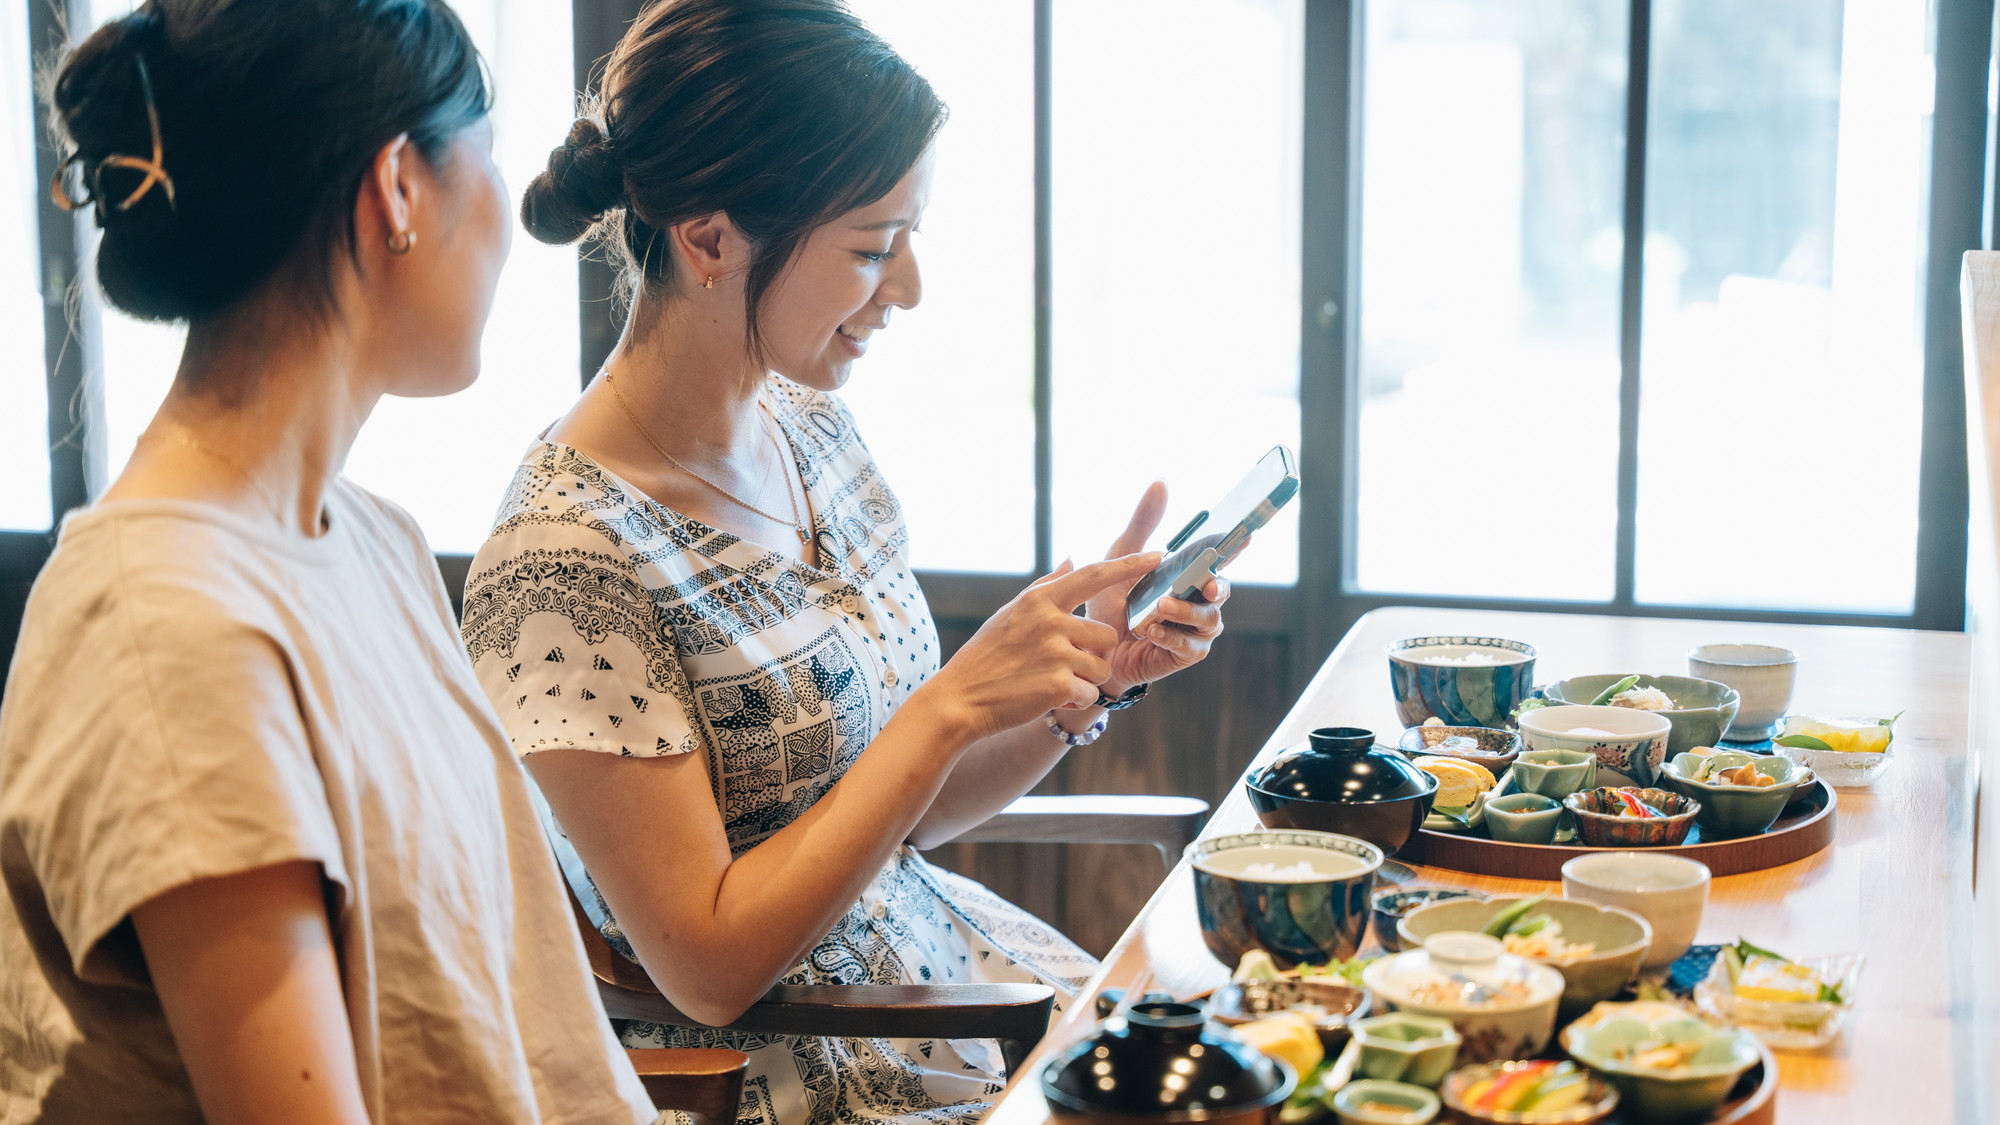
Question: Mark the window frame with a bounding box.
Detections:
[6,0,1991,684]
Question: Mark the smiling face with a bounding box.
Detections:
[755,147,934,391]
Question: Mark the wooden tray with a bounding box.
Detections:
[1400,780,1837,880]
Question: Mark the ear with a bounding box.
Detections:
[357,133,418,255]
[668,211,744,292]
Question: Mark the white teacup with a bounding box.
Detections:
[1561,852,1710,969]
[1687,644,1797,741]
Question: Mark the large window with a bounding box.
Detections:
[79,0,580,554]
[1347,0,1943,619]
[5,0,1988,645]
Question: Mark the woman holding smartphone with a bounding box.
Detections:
[460,1,1231,1121]
[0,2,653,1121]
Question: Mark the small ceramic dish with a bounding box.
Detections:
[1333,1079,1441,1125]
[1559,1001,1760,1122]
[1394,896,1652,1020]
[1398,725,1523,773]
[1349,1012,1463,1086]
[1561,788,1699,847]
[1542,674,1741,760]
[1508,750,1597,800]
[1437,1060,1619,1124]
[1691,951,1863,1050]
[1658,750,1800,839]
[1482,793,1565,845]
[1776,742,1894,788]
[1517,705,1673,788]
[1372,887,1488,954]
[1208,977,1372,1053]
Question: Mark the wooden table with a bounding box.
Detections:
[984,607,1983,1124]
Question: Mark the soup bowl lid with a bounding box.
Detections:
[1041,1001,1294,1119]
[1250,726,1438,803]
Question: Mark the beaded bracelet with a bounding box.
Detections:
[1045,710,1109,748]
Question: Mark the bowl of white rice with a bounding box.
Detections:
[1187,830,1384,970]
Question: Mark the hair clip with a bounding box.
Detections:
[50,53,177,216]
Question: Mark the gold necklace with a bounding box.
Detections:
[602,372,810,545]
[159,427,318,530]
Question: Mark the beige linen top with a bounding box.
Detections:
[0,481,653,1124]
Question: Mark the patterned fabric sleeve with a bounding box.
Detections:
[461,514,703,759]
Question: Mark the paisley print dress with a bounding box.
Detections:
[461,376,1095,1125]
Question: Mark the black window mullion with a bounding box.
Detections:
[1031,0,1053,575]
[1297,0,1364,682]
[1612,0,1651,613]
[1914,0,1992,631]
[30,0,90,524]
[572,0,645,389]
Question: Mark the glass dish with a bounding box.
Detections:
[1692,952,1863,1049]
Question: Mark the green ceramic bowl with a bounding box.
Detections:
[1658,751,1801,839]
[1332,1079,1441,1125]
[1543,674,1741,760]
[1395,896,1653,1019]
[1560,1005,1760,1122]
[1350,1013,1463,1087]
[1508,749,1596,800]
[1482,792,1564,844]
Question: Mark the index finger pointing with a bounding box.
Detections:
[1041,551,1163,609]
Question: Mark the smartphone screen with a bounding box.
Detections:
[1125,447,1298,630]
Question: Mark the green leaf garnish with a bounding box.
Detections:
[1588,674,1642,707]
[1733,937,1791,964]
[1775,734,1834,751]
[1431,804,1472,826]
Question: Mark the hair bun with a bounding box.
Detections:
[521,117,625,245]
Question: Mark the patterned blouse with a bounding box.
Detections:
[462,376,1093,1125]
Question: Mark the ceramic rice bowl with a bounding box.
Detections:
[1543,674,1741,760]
[1562,788,1699,847]
[1393,896,1654,1020]
[1517,705,1672,788]
[1386,636,1537,729]
[1188,830,1385,970]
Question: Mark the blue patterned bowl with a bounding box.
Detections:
[1189,830,1385,970]
[1387,636,1537,729]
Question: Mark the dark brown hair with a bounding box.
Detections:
[49,0,490,323]
[521,0,946,355]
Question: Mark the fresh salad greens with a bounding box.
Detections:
[1297,955,1380,990]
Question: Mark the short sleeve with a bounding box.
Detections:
[461,514,703,759]
[0,538,349,988]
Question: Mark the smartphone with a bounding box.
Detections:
[1125,446,1300,631]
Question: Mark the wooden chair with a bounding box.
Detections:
[571,792,1211,1121]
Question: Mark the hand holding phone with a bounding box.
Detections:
[1123,446,1299,632]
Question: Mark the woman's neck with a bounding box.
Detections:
[106,299,376,537]
[597,288,769,456]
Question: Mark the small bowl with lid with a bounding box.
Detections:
[1361,931,1565,1063]
[1247,727,1441,856]
[1041,999,1295,1124]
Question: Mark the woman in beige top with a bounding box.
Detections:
[0,2,651,1122]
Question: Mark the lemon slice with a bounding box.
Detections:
[1778,715,1895,754]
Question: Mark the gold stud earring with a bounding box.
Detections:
[704,275,715,289]
[388,230,415,255]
